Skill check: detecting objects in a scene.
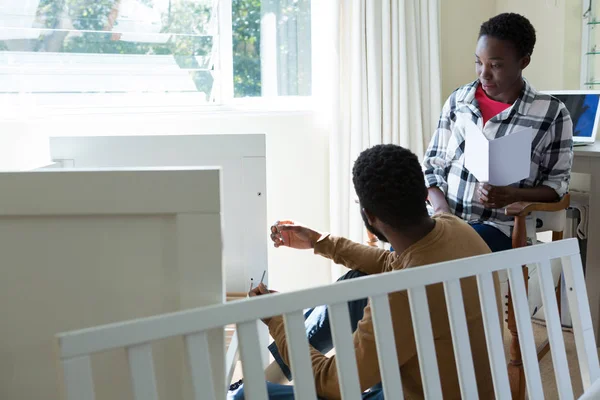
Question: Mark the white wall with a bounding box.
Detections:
[25,111,332,293]
[441,0,582,98]
[0,121,51,170]
[440,0,497,99]
[563,0,584,89]
[496,0,582,90]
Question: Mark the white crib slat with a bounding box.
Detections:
[237,320,268,399]
[562,255,600,389]
[407,286,443,399]
[442,279,478,399]
[62,356,95,400]
[507,265,544,399]
[127,343,159,400]
[537,259,574,399]
[185,332,216,400]
[282,311,318,400]
[225,330,240,387]
[328,302,362,400]
[370,294,404,399]
[476,271,511,400]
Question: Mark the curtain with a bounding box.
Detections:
[328,0,442,279]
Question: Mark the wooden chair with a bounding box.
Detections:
[504,193,571,400]
[56,239,599,399]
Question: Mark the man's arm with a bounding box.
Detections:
[273,222,397,275]
[267,296,415,399]
[314,234,398,275]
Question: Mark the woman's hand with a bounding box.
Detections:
[477,183,518,209]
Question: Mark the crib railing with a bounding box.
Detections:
[56,239,599,399]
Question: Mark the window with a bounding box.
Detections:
[0,0,312,110]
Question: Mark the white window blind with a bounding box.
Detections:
[0,0,311,114]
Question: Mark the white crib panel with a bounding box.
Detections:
[185,332,217,400]
[328,302,362,400]
[62,356,95,400]
[442,279,478,399]
[506,265,544,398]
[537,260,574,399]
[127,343,159,400]
[237,320,269,399]
[562,255,600,389]
[407,286,443,399]
[476,272,511,400]
[369,294,404,399]
[282,311,318,400]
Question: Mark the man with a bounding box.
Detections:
[423,13,573,252]
[230,144,498,399]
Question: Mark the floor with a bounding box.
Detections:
[521,322,599,399]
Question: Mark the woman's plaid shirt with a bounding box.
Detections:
[423,79,573,235]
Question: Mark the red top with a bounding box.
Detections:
[475,84,511,125]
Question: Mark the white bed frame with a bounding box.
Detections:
[47,134,271,369]
[57,238,600,399]
[48,134,268,293]
[0,168,226,400]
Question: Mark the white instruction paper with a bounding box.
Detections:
[464,119,533,186]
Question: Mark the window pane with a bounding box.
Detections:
[0,0,218,102]
[232,0,311,98]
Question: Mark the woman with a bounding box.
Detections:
[423,12,573,252]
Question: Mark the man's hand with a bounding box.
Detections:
[248,283,278,325]
[270,220,323,249]
[477,183,518,209]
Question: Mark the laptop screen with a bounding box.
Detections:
[553,93,600,140]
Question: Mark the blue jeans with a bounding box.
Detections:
[469,222,512,252]
[229,270,384,400]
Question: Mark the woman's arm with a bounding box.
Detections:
[427,187,451,214]
[478,184,559,209]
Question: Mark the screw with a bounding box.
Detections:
[257,192,262,196]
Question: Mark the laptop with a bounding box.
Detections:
[543,90,600,146]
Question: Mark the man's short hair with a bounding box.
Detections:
[352,144,428,229]
[479,13,536,58]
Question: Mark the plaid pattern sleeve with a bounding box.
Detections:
[536,104,573,196]
[422,94,457,195]
[422,79,573,233]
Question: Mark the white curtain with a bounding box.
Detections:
[328,0,442,278]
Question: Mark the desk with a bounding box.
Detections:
[573,143,600,342]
